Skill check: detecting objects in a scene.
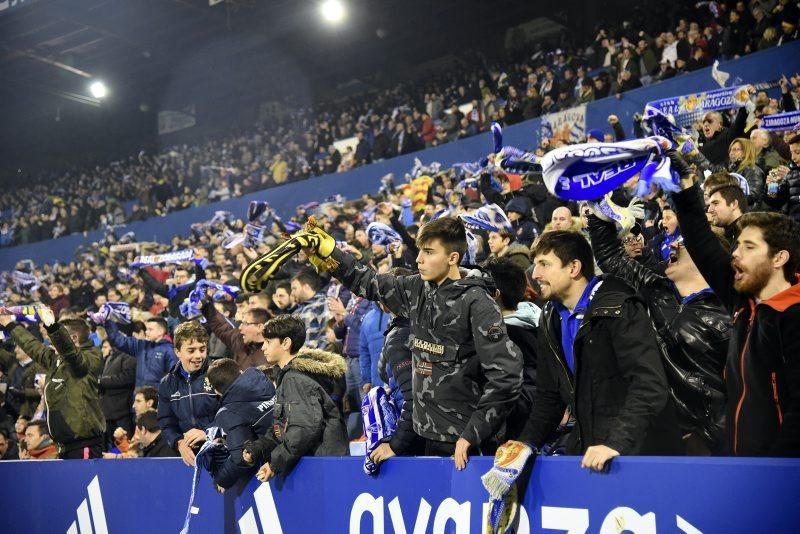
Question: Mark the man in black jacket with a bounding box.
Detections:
[99,339,136,450]
[137,411,178,458]
[157,321,219,466]
[698,105,749,166]
[520,231,681,471]
[587,216,731,454]
[206,359,275,489]
[304,216,522,470]
[669,151,800,456]
[139,261,205,318]
[243,315,347,481]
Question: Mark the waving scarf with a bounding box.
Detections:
[179,280,240,322]
[459,204,513,234]
[366,222,403,251]
[361,387,399,476]
[87,302,132,325]
[131,248,195,269]
[0,304,47,324]
[180,427,226,534]
[541,137,680,201]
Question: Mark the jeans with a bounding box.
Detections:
[345,356,365,439]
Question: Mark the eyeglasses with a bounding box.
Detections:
[623,235,642,245]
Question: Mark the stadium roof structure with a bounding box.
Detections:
[0,0,562,178]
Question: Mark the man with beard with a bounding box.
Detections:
[587,216,731,454]
[516,231,680,472]
[670,151,800,456]
[706,182,747,245]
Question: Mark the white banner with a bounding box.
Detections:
[158,109,196,135]
[540,104,586,143]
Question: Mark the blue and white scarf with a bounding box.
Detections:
[0,304,47,324]
[248,200,271,223]
[180,427,226,534]
[131,248,195,269]
[541,137,680,201]
[463,230,479,265]
[459,204,514,234]
[361,387,399,476]
[366,222,403,252]
[87,302,132,325]
[761,110,800,132]
[179,280,240,322]
[11,271,40,294]
[646,85,751,117]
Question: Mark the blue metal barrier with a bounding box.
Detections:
[0,455,797,533]
[2,41,799,270]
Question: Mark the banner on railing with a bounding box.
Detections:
[540,105,586,143]
[0,456,798,533]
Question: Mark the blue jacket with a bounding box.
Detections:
[359,304,390,387]
[157,359,219,450]
[212,368,276,489]
[105,321,176,388]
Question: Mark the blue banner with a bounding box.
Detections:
[761,110,800,132]
[0,456,798,533]
[646,85,751,117]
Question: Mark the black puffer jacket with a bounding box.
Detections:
[244,348,348,476]
[588,216,731,452]
[519,276,683,455]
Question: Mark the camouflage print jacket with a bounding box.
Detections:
[329,248,522,446]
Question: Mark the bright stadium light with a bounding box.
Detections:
[89,81,108,99]
[320,0,346,24]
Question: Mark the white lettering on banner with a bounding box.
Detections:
[541,105,587,143]
[351,493,384,533]
[388,497,431,534]
[598,507,656,533]
[540,505,703,534]
[431,498,470,534]
[350,495,510,534]
[541,506,590,533]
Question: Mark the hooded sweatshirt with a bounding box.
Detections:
[503,301,541,440]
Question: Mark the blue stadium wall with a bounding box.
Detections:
[1,42,799,271]
[1,456,798,533]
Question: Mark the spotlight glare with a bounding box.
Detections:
[89,81,108,99]
[320,0,345,23]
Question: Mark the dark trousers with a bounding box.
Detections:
[60,436,104,459]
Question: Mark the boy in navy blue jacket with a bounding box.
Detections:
[206,359,275,489]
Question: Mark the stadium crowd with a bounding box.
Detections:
[1,0,798,247]
[0,2,799,498]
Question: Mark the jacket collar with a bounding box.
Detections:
[759,275,800,312]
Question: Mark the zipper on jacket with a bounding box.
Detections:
[771,372,783,426]
[187,374,197,427]
[733,304,756,455]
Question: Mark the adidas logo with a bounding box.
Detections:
[66,476,108,534]
[238,483,284,534]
